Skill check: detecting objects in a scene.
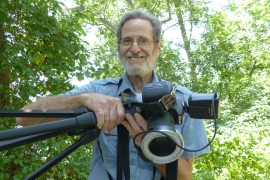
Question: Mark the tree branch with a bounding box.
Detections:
[125,0,137,9]
[161,23,178,39]
[65,5,117,33]
[98,17,117,33]
[249,61,257,77]
[176,10,190,60]
[161,0,172,24]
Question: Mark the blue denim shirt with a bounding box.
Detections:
[63,72,210,180]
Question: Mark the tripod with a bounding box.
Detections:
[0,107,100,180]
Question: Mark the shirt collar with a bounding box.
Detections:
[117,71,160,96]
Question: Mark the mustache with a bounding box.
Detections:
[126,52,146,57]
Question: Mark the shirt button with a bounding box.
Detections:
[130,158,135,165]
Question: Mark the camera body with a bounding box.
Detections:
[136,81,220,164]
[139,81,184,164]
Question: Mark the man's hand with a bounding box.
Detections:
[82,93,126,134]
[121,113,147,147]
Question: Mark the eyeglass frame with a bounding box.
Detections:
[118,37,158,48]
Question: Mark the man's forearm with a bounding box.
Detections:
[155,157,194,180]
[16,94,85,126]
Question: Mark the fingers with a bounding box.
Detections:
[133,113,147,131]
[107,102,125,134]
[116,103,126,124]
[125,113,146,133]
[122,113,147,138]
[83,93,125,134]
[123,113,147,147]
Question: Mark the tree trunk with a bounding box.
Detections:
[176,10,199,91]
[0,23,10,109]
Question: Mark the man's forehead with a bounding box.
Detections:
[121,19,153,38]
[122,18,152,29]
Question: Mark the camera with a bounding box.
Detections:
[132,81,220,164]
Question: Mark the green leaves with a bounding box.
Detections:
[0,0,269,179]
[0,0,91,178]
[193,98,270,179]
[0,11,14,24]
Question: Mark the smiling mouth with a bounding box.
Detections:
[128,56,144,60]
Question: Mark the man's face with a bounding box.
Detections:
[118,18,161,77]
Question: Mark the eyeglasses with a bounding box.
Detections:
[120,38,154,47]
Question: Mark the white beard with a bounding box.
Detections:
[119,52,157,77]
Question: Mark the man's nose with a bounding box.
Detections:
[130,41,141,54]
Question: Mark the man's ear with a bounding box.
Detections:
[155,41,162,57]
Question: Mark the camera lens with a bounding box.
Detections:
[154,137,169,146]
[148,137,175,156]
[141,130,184,164]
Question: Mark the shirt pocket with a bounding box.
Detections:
[99,129,118,168]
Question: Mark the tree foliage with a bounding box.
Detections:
[0,0,92,179]
[0,0,269,179]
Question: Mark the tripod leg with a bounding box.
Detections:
[25,128,100,180]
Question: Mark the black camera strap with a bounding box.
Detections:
[117,124,130,180]
[116,78,130,180]
[166,160,178,180]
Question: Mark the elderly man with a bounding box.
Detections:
[17,10,210,180]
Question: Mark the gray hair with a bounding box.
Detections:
[116,9,162,44]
